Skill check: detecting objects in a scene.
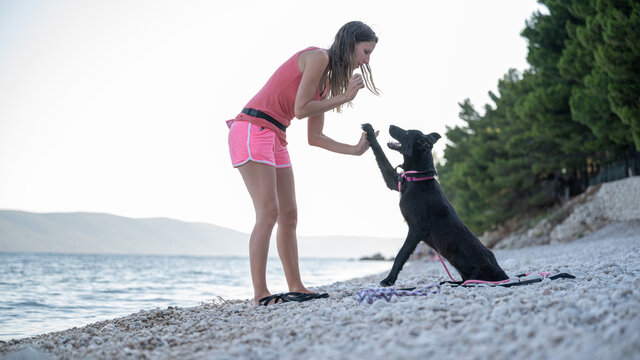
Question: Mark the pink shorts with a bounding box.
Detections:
[228,120,292,168]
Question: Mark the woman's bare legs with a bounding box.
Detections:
[237,161,279,305]
[275,167,313,294]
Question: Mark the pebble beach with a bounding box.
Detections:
[2,178,640,360]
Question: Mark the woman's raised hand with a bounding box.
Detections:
[352,129,379,155]
[344,74,365,102]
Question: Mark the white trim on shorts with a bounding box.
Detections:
[232,122,291,168]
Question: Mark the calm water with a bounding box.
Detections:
[0,252,391,341]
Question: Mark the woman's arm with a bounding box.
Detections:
[294,50,364,119]
[307,113,374,155]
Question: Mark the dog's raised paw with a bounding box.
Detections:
[361,123,375,133]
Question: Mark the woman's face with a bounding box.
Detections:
[352,41,376,70]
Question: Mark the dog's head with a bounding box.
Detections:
[387,125,440,171]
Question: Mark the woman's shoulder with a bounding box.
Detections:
[296,47,329,74]
[300,46,328,56]
[299,47,329,64]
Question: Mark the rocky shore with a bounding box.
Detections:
[483,176,640,249]
[2,177,639,360]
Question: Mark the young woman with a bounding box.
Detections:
[227,21,380,306]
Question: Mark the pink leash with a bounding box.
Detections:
[435,252,459,282]
[435,252,550,286]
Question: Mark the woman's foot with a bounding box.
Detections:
[254,293,283,306]
[288,285,316,295]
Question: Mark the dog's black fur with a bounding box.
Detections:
[362,123,508,286]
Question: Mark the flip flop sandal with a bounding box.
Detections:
[258,293,290,306]
[286,292,330,302]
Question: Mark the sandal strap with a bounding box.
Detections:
[258,293,285,306]
[289,292,329,302]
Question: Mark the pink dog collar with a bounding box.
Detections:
[398,171,435,191]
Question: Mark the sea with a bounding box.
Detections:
[0,252,391,341]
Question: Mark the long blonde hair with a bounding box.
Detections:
[327,21,380,112]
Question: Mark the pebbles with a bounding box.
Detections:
[1,188,640,359]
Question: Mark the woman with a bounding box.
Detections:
[228,21,379,306]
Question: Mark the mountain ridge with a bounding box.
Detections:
[0,210,404,258]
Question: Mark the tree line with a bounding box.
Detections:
[438,0,640,234]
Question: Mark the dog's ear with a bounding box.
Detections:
[426,132,441,145]
[419,132,441,147]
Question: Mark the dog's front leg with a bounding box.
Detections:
[362,123,399,191]
[380,228,424,286]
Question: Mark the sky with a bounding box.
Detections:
[0,0,545,239]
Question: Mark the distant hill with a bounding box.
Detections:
[0,210,404,258]
[0,210,251,256]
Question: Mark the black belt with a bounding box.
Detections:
[241,108,287,132]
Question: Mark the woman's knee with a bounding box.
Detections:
[277,207,298,230]
[256,204,279,227]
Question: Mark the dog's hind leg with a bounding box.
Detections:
[362,123,399,191]
[380,228,424,286]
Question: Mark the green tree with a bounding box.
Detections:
[520,0,597,195]
[559,0,635,153]
[589,0,640,149]
[439,0,640,234]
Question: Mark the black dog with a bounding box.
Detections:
[362,123,508,286]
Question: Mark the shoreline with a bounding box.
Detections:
[2,221,639,360]
[0,256,392,342]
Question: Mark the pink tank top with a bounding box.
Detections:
[234,47,328,145]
